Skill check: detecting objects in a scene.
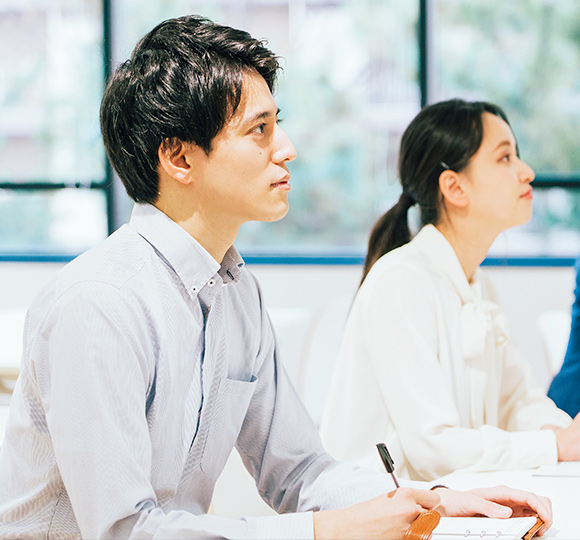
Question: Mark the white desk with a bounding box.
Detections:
[438,468,579,539]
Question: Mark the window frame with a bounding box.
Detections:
[0,0,118,262]
[0,0,578,266]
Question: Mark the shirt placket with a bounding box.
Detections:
[180,274,224,473]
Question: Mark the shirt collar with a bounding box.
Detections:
[413,224,482,303]
[128,204,245,297]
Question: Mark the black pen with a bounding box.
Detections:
[376,443,400,488]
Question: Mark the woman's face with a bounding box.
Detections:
[458,112,535,235]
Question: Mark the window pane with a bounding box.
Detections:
[114,0,420,253]
[488,188,580,258]
[0,1,104,184]
[0,189,108,253]
[432,0,580,257]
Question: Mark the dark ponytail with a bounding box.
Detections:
[361,193,415,283]
[360,98,510,285]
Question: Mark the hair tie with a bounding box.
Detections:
[398,192,415,210]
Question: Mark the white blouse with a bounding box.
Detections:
[320,225,571,481]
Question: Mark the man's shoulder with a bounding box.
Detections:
[40,225,151,308]
[27,226,159,330]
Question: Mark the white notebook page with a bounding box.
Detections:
[433,516,537,539]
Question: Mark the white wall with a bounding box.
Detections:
[0,261,575,396]
[250,264,576,393]
[0,262,63,308]
[0,261,575,517]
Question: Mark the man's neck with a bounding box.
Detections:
[154,201,239,264]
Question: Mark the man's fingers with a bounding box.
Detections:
[471,498,513,518]
[469,486,553,528]
[391,487,441,511]
[414,488,442,510]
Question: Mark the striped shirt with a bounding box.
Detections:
[0,203,393,539]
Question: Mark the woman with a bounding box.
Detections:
[320,99,580,481]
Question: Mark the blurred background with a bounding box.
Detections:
[2,0,580,517]
[2,0,580,260]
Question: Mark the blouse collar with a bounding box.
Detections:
[413,224,484,304]
[413,225,509,361]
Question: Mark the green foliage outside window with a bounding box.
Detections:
[1,0,580,258]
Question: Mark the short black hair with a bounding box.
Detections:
[100,15,281,203]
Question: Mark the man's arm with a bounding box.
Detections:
[311,486,553,540]
[232,276,554,539]
[30,283,312,539]
[313,488,440,540]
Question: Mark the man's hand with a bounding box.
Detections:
[313,487,440,540]
[313,484,552,539]
[436,485,553,536]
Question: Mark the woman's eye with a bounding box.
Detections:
[501,153,511,163]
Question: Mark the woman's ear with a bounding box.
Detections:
[439,170,469,209]
[157,138,196,185]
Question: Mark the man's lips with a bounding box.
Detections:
[271,175,290,189]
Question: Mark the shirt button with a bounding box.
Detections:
[191,286,197,293]
[208,279,216,287]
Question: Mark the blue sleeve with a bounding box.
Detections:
[548,257,580,417]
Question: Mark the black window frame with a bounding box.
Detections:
[1,0,578,266]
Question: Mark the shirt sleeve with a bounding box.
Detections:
[234,275,396,515]
[30,283,315,540]
[31,278,394,540]
[548,258,580,416]
[358,263,562,481]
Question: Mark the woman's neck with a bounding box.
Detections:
[434,219,497,283]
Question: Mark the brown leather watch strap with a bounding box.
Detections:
[404,510,441,540]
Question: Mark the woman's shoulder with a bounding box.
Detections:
[366,237,440,285]
[358,244,443,314]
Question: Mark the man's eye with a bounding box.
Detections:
[253,123,266,134]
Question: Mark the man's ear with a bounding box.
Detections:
[439,170,469,209]
[157,138,195,185]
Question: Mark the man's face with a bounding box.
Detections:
[184,70,296,229]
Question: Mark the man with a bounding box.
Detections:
[0,15,551,539]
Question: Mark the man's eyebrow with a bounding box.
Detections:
[242,108,280,127]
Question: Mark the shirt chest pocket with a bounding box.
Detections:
[200,375,258,475]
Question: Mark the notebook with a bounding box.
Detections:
[432,516,539,539]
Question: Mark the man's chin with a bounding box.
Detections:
[264,204,290,223]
